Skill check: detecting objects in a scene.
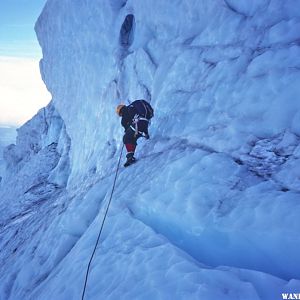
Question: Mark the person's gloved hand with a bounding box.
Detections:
[144,133,150,140]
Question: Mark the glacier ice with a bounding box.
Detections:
[1,0,300,299]
[0,127,16,179]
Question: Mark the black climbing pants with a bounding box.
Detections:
[123,127,140,145]
[123,120,148,145]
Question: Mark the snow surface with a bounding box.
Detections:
[1,0,300,299]
[0,127,16,179]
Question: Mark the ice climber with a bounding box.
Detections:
[116,100,154,167]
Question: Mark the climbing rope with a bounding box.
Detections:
[81,144,124,300]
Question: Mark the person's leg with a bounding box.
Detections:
[137,120,149,139]
[123,128,138,159]
[137,120,148,135]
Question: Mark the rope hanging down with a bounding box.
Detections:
[81,144,124,300]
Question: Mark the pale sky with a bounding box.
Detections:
[0,0,50,127]
[0,56,51,126]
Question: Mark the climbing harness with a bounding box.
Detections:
[81,144,124,300]
[130,125,148,138]
[132,113,150,137]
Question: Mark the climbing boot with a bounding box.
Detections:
[124,153,136,167]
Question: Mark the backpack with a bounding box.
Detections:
[130,100,154,120]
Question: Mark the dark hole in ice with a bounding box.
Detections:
[119,14,135,47]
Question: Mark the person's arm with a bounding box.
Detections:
[121,109,131,130]
[121,117,128,129]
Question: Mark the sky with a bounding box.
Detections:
[0,0,51,127]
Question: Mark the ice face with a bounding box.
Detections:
[0,0,300,299]
[34,0,300,183]
[0,127,16,178]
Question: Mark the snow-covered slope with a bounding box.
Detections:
[0,127,16,148]
[0,102,70,222]
[1,0,300,299]
[0,127,16,178]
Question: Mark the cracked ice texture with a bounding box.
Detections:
[35,0,300,183]
[34,0,300,276]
